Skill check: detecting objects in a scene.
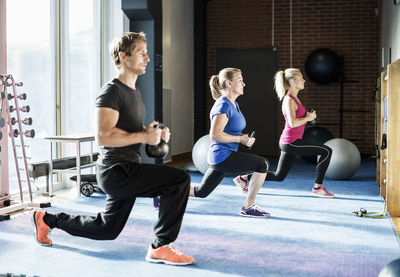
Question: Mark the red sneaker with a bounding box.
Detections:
[311,185,335,198]
[32,211,52,246]
[145,243,194,266]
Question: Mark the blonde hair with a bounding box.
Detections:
[109,32,147,68]
[209,68,242,100]
[274,68,301,101]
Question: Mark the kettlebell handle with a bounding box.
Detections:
[153,123,165,129]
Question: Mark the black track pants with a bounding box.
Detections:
[44,162,190,248]
[194,151,269,198]
[266,139,332,184]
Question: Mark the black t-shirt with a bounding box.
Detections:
[96,78,146,164]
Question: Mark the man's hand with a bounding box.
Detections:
[144,121,162,145]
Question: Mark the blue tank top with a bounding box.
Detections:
[208,97,246,165]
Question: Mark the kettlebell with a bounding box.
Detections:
[245,130,256,149]
[145,124,169,159]
[307,109,316,125]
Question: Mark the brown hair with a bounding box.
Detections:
[109,32,147,68]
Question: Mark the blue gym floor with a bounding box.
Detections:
[0,159,399,277]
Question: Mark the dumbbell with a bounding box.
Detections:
[9,129,35,138]
[9,105,30,113]
[245,130,256,149]
[11,117,33,126]
[8,93,27,100]
[145,124,169,159]
[7,82,23,87]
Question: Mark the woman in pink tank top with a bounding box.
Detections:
[234,69,335,198]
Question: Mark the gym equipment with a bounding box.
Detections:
[305,48,340,84]
[324,138,361,180]
[192,134,211,174]
[352,202,387,219]
[11,117,32,125]
[0,74,50,220]
[378,258,400,277]
[9,105,29,113]
[45,134,97,198]
[306,109,316,126]
[10,129,35,138]
[70,174,103,197]
[245,130,256,149]
[145,124,169,159]
[7,92,26,100]
[301,126,334,164]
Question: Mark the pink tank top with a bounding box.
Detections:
[279,94,307,144]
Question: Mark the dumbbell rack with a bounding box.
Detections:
[0,74,50,221]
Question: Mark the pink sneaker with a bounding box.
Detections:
[233,176,248,193]
[311,185,335,198]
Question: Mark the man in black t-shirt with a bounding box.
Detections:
[32,32,194,266]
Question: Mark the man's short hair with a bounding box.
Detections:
[109,32,147,68]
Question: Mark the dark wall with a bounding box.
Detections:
[122,0,163,163]
[205,0,379,156]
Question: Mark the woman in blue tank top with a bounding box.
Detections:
[190,68,270,218]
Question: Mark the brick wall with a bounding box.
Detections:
[206,0,379,156]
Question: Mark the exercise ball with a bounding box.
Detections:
[379,258,400,277]
[302,126,334,164]
[305,48,341,84]
[324,138,361,180]
[192,135,211,174]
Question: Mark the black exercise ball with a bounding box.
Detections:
[145,139,169,159]
[379,258,400,277]
[301,126,334,164]
[305,48,340,84]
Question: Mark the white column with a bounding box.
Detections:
[0,0,9,197]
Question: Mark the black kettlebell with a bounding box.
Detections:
[245,130,256,149]
[145,124,169,159]
[307,109,316,125]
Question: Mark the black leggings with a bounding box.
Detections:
[266,139,332,184]
[194,151,269,198]
[44,162,190,248]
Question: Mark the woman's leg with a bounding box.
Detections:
[281,140,332,186]
[265,151,296,181]
[236,150,296,186]
[245,171,266,208]
[191,167,225,198]
[214,152,270,217]
[280,140,334,197]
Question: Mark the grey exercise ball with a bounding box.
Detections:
[379,258,400,277]
[324,138,361,180]
[192,135,211,174]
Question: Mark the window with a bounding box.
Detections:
[7,0,55,193]
[63,0,100,156]
[6,0,101,193]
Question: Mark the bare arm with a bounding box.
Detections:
[283,97,316,128]
[95,107,161,147]
[210,113,254,147]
